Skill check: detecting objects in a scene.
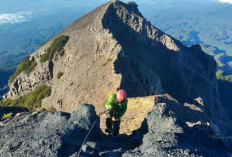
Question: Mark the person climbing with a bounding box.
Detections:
[105,89,128,136]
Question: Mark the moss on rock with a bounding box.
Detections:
[9,57,37,83]
[40,35,69,63]
[0,85,51,112]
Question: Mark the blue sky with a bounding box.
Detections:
[219,0,232,3]
[0,0,108,25]
[0,12,33,25]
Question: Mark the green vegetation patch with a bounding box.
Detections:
[57,71,64,79]
[1,112,12,120]
[40,35,69,63]
[9,56,37,83]
[216,70,232,82]
[0,85,51,112]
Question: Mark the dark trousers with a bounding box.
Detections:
[106,110,121,136]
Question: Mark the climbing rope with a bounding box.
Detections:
[77,109,110,157]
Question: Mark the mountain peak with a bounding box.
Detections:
[104,0,180,52]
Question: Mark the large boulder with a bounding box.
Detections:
[0,105,101,157]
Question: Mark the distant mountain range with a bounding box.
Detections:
[0,69,14,99]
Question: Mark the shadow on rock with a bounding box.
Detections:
[56,104,102,157]
[126,95,232,157]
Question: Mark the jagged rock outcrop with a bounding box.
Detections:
[3,0,232,136]
[123,95,232,156]
[0,105,101,157]
[0,99,231,157]
[4,60,52,99]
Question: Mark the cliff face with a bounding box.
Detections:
[3,1,230,133]
[102,2,218,114]
[4,2,123,113]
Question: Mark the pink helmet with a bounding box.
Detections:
[116,89,127,102]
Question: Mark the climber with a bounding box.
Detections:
[105,89,128,136]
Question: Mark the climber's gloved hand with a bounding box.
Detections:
[112,117,116,121]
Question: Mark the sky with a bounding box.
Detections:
[0,12,33,25]
[219,0,232,3]
[0,0,108,26]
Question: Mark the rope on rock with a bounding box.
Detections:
[77,109,110,157]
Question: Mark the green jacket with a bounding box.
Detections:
[105,93,128,117]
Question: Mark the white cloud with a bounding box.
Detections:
[0,12,33,25]
[219,0,232,4]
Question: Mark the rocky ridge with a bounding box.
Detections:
[0,97,231,157]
